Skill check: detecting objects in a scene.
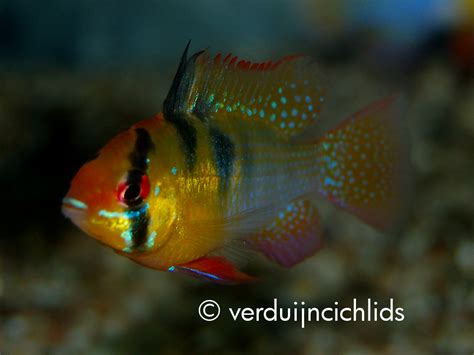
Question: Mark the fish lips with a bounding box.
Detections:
[62,197,88,225]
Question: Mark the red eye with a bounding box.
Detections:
[117,175,150,206]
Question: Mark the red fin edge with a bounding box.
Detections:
[169,256,256,285]
[212,52,302,72]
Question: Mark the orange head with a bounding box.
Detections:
[62,117,178,255]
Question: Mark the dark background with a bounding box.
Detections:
[1,1,473,354]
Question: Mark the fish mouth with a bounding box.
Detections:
[62,197,88,220]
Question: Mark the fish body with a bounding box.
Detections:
[62,43,411,283]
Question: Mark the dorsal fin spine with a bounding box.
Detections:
[223,53,232,64]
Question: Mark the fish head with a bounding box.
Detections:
[62,118,177,254]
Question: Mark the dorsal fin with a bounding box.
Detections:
[163,40,204,118]
[163,43,325,136]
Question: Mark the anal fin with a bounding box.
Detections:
[246,199,323,267]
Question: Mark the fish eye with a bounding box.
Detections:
[124,183,141,202]
[117,175,150,206]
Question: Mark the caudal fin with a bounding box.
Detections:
[315,95,412,232]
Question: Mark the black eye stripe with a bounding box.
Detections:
[125,128,154,250]
[128,128,155,174]
[130,214,149,251]
[126,168,144,188]
[125,128,154,194]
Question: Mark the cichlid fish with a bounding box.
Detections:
[62,43,411,284]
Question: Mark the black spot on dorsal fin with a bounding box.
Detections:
[162,42,203,172]
[163,40,205,118]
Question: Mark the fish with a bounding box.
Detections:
[62,42,411,284]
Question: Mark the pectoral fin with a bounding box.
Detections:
[169,256,256,284]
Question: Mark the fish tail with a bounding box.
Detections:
[313,95,412,232]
